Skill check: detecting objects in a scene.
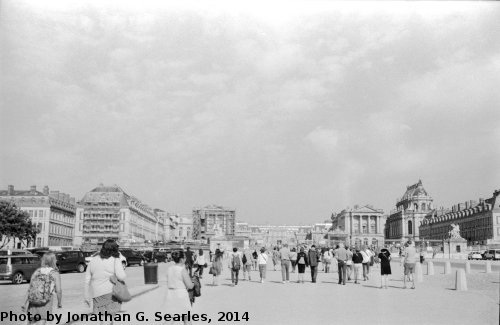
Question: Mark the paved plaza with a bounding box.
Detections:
[1,257,496,325]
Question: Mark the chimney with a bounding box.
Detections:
[457,203,462,211]
[465,201,469,209]
[30,185,36,192]
[43,186,49,195]
[7,185,14,195]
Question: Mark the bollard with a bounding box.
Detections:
[465,261,471,274]
[415,261,423,282]
[485,261,492,274]
[427,261,434,275]
[444,261,451,275]
[455,269,467,291]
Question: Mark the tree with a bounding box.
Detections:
[0,201,39,249]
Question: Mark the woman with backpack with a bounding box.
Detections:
[84,239,127,324]
[22,252,62,325]
[296,247,309,283]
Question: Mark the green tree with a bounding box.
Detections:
[0,201,39,249]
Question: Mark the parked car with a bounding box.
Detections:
[482,249,500,260]
[0,254,41,284]
[0,249,33,256]
[119,249,145,266]
[55,250,87,273]
[142,250,169,263]
[467,251,483,260]
[86,251,127,269]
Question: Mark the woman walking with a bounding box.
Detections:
[257,247,268,283]
[84,239,126,325]
[22,252,62,325]
[290,248,298,273]
[165,250,194,325]
[379,248,392,289]
[296,247,308,283]
[194,249,206,279]
[211,248,224,286]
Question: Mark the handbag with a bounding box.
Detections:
[110,258,132,302]
[209,265,216,275]
[298,256,305,264]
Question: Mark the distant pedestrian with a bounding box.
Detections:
[252,250,258,271]
[184,247,194,278]
[211,248,224,286]
[307,245,320,283]
[360,246,371,280]
[84,239,126,325]
[352,247,363,284]
[403,241,417,289]
[272,248,280,271]
[228,247,242,286]
[323,248,333,273]
[257,247,268,283]
[165,250,194,325]
[345,246,353,281]
[335,243,348,285]
[279,244,292,283]
[22,252,62,325]
[242,249,253,281]
[379,248,391,289]
[290,248,298,273]
[194,249,206,279]
[296,247,308,283]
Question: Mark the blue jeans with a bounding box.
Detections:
[281,260,290,281]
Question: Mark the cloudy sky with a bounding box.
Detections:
[1,1,499,225]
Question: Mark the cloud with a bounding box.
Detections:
[305,127,340,160]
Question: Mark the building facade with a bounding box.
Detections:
[332,205,386,248]
[171,215,193,241]
[419,190,500,246]
[0,185,76,248]
[75,184,164,247]
[192,205,235,240]
[385,180,433,242]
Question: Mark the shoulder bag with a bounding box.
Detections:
[110,258,132,302]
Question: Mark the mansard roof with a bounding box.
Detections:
[0,190,46,196]
[398,180,432,205]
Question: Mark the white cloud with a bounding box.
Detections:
[305,127,340,159]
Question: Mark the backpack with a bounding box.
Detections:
[193,275,201,297]
[242,254,247,265]
[27,268,55,306]
[232,254,241,270]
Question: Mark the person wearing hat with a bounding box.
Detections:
[378,248,392,289]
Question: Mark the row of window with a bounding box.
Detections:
[26,209,45,219]
[50,211,73,224]
[49,223,73,237]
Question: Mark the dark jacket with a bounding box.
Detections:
[352,252,363,264]
[296,252,309,267]
[185,250,194,265]
[308,249,319,267]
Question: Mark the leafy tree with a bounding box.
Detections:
[0,201,39,249]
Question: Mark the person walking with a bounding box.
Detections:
[379,248,392,289]
[272,248,280,271]
[323,248,333,273]
[194,249,206,279]
[345,246,354,281]
[360,246,370,281]
[84,239,126,325]
[279,244,291,283]
[257,247,268,283]
[22,252,62,325]
[184,247,194,278]
[242,249,253,281]
[403,241,417,289]
[211,248,224,286]
[335,243,348,285]
[307,245,320,283]
[290,248,298,273]
[252,249,258,271]
[296,247,308,283]
[352,247,363,284]
[228,247,242,286]
[165,250,194,325]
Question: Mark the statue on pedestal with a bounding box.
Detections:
[448,223,464,240]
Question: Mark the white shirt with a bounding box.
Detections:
[257,252,268,265]
[85,256,126,299]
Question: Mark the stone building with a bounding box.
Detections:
[75,184,164,247]
[385,180,433,242]
[332,205,386,248]
[419,190,500,246]
[0,185,76,248]
[192,205,235,240]
[171,215,193,241]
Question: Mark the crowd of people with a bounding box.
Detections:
[20,239,421,325]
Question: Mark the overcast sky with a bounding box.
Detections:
[1,1,499,225]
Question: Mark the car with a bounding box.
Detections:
[0,254,41,284]
[120,249,145,266]
[86,251,127,269]
[482,249,500,260]
[142,250,169,263]
[467,251,482,260]
[0,249,33,256]
[54,251,87,273]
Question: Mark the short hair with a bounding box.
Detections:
[100,239,120,259]
[41,252,58,269]
[260,247,265,253]
[233,247,238,252]
[198,249,203,255]
[311,245,316,248]
[172,250,185,263]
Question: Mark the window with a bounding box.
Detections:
[363,238,369,246]
[408,220,413,235]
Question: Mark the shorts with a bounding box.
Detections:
[404,263,415,275]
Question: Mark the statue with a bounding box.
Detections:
[448,223,463,239]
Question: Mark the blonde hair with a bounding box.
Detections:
[41,252,58,269]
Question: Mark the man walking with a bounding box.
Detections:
[308,245,320,283]
[228,247,242,286]
[279,244,291,283]
[403,241,417,289]
[335,243,348,285]
[185,247,194,277]
[242,249,253,281]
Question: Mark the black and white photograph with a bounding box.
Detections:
[0,1,499,324]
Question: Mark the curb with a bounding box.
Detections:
[66,284,160,325]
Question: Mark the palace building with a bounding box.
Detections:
[385,180,433,242]
[332,205,386,248]
[192,205,236,240]
[419,190,500,245]
[0,185,76,248]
